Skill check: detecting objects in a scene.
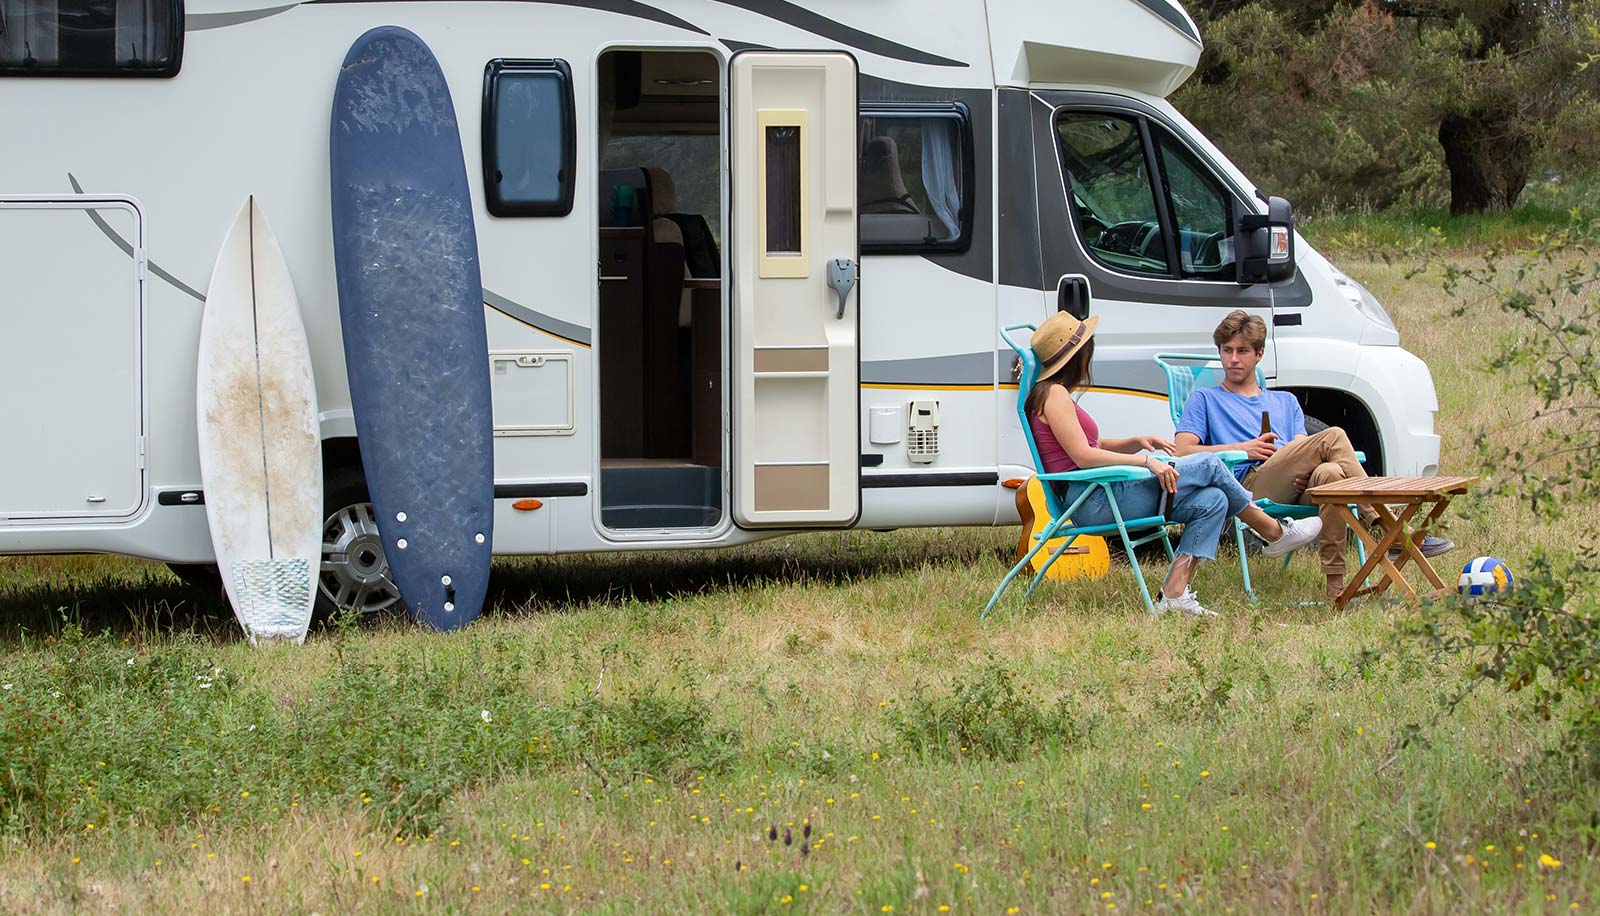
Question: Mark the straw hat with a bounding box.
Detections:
[1030,311,1100,383]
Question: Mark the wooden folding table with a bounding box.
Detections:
[1305,475,1478,610]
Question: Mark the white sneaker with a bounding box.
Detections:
[1155,588,1219,617]
[1259,516,1323,558]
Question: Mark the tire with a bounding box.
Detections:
[313,465,403,623]
[1303,415,1330,436]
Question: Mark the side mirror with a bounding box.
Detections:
[1235,194,1295,285]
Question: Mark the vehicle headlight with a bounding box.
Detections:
[1329,265,1395,331]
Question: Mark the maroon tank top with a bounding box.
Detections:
[1030,403,1099,473]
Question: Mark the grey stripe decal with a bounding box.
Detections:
[483,288,591,345]
[67,173,206,303]
[186,3,300,31]
[1133,0,1200,44]
[712,0,965,68]
[306,0,709,35]
[862,351,996,386]
[863,349,1165,398]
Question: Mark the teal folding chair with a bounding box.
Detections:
[1153,352,1366,600]
[984,324,1178,618]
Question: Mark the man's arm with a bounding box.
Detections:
[1171,431,1259,455]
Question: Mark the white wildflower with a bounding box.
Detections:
[480,709,492,723]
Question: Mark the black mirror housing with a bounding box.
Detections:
[1235,194,1295,285]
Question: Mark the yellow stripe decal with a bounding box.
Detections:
[865,382,1166,401]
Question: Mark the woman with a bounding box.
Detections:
[1027,313,1320,616]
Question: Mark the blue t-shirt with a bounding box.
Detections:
[1176,386,1306,480]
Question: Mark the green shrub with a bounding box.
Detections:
[886,662,1085,761]
[0,629,739,836]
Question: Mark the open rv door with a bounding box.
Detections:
[729,51,859,528]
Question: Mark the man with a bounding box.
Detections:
[1171,311,1453,600]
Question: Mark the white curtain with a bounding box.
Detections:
[2,0,62,66]
[921,117,962,240]
[116,0,165,65]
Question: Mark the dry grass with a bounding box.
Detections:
[1,255,1597,914]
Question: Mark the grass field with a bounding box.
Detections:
[2,250,1596,915]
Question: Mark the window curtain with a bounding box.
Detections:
[116,0,165,65]
[765,125,802,253]
[1,0,62,66]
[921,117,962,240]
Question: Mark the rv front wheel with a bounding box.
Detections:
[316,467,403,620]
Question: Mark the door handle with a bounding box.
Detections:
[827,258,858,320]
[1057,274,1091,320]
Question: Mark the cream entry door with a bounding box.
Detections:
[730,51,859,528]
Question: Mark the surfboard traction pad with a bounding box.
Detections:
[331,27,494,631]
[232,558,313,643]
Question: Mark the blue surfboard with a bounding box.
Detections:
[330,26,493,630]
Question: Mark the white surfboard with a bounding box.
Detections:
[197,197,322,644]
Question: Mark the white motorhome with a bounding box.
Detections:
[1,0,1440,615]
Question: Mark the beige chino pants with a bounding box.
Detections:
[1240,427,1374,580]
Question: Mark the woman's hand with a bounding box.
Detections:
[1147,457,1179,494]
[1132,435,1175,454]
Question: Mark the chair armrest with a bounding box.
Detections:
[1150,449,1248,465]
[1037,466,1154,483]
[1354,450,1367,465]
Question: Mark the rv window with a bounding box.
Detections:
[858,105,971,254]
[483,59,575,217]
[1055,112,1171,278]
[0,0,182,77]
[1154,130,1235,280]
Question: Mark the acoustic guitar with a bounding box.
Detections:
[1008,475,1111,580]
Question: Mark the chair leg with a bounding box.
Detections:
[1124,528,1159,615]
[982,521,1064,619]
[1023,533,1083,598]
[1103,490,1160,615]
[1236,517,1257,602]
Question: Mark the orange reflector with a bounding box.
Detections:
[512,499,544,511]
[1001,478,1026,490]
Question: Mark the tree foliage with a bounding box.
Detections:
[1177,1,1600,214]
[1387,221,1600,774]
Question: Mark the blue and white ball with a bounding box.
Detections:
[1458,557,1513,600]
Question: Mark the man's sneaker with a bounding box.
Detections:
[1389,534,1455,561]
[1155,588,1219,617]
[1260,516,1323,558]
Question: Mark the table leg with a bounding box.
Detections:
[1365,503,1424,600]
[1331,502,1421,607]
[1394,496,1452,593]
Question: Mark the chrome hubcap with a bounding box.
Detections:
[319,501,401,613]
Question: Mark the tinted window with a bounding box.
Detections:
[1156,130,1235,280]
[0,0,181,76]
[858,106,970,252]
[764,125,802,254]
[1055,112,1170,277]
[483,59,575,217]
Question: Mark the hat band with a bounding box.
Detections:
[1038,323,1087,366]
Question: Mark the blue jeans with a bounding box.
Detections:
[1062,453,1254,561]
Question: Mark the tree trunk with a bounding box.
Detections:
[1438,112,1534,215]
